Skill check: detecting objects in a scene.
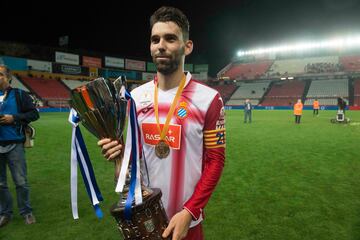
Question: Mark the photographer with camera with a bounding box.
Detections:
[0,65,39,227]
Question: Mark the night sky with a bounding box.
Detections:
[2,0,360,76]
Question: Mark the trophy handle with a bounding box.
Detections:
[114,137,125,183]
[114,157,122,183]
[114,137,125,184]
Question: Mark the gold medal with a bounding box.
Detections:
[155,140,170,159]
[154,74,186,159]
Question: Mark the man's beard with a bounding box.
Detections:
[154,59,179,75]
[153,47,184,75]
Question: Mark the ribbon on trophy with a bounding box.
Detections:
[115,91,143,220]
[69,109,103,220]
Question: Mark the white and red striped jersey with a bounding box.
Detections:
[129,72,225,227]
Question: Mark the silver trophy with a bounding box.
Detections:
[70,77,169,240]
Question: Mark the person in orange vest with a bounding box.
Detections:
[294,99,303,124]
[313,99,320,116]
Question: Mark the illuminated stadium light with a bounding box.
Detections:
[236,35,360,57]
[280,76,294,80]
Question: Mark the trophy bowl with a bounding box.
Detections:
[111,188,169,240]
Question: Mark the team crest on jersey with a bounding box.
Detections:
[176,101,189,119]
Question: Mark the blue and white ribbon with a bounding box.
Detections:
[115,91,142,220]
[69,109,103,220]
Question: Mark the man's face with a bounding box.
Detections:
[0,68,10,91]
[150,21,192,75]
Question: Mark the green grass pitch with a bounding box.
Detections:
[1,110,360,240]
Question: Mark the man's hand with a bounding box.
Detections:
[162,209,193,240]
[97,138,123,161]
[0,114,14,125]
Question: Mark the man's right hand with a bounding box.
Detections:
[97,138,123,161]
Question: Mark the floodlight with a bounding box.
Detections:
[236,35,360,57]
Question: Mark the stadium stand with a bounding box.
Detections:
[339,55,360,72]
[11,75,30,91]
[210,84,238,103]
[268,56,339,76]
[2,40,360,108]
[61,79,88,90]
[226,81,271,106]
[21,76,70,107]
[260,80,305,106]
[222,61,273,80]
[305,62,343,73]
[304,78,348,106]
[354,79,360,106]
[21,77,70,99]
[306,78,349,98]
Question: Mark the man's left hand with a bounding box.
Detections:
[0,114,14,125]
[162,209,193,240]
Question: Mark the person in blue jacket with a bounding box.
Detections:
[0,65,39,227]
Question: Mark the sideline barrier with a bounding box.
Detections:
[38,108,70,113]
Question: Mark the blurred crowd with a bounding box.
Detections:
[305,62,344,74]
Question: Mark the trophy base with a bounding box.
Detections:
[110,188,170,240]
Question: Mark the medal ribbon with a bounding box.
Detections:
[154,75,186,144]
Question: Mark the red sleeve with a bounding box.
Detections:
[183,93,225,220]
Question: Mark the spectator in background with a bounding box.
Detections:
[244,99,252,123]
[294,99,303,124]
[337,97,347,113]
[313,99,320,116]
[0,65,39,227]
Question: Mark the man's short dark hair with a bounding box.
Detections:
[150,6,190,40]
